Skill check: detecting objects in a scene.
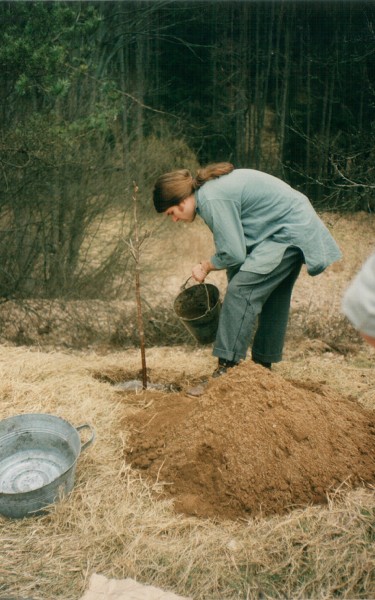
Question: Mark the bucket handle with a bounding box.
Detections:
[180,276,212,317]
[76,424,96,452]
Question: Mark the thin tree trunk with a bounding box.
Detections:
[132,184,147,389]
[254,2,274,169]
[119,42,129,171]
[306,24,312,187]
[279,19,291,167]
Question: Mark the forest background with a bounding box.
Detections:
[0,0,375,342]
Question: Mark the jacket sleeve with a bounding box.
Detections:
[204,197,247,269]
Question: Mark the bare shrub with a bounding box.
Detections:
[0,115,199,307]
[110,305,193,348]
[288,308,364,353]
[0,299,192,350]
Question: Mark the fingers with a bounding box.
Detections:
[192,263,207,282]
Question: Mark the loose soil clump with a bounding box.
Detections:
[125,361,375,521]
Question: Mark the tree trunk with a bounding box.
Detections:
[279,15,291,169]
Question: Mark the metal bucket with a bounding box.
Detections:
[0,413,95,519]
[174,278,221,344]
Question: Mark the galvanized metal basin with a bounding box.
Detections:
[0,413,95,519]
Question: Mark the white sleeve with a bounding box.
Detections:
[342,252,375,336]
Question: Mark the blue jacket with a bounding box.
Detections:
[195,169,342,276]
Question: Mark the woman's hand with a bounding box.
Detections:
[192,260,217,282]
[192,263,208,283]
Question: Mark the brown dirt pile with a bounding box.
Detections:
[125,361,375,521]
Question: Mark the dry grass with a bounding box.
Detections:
[0,211,373,352]
[1,212,375,599]
[0,343,375,599]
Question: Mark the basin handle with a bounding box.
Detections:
[76,424,96,452]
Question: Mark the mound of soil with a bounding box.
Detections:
[125,361,375,520]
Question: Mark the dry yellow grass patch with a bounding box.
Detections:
[0,344,374,599]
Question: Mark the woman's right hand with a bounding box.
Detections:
[192,263,208,283]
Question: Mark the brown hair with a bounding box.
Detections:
[153,162,234,213]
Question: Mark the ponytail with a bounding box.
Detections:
[153,162,235,213]
[194,162,234,188]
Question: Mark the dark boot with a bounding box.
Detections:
[212,358,239,378]
[187,359,239,397]
[252,357,272,370]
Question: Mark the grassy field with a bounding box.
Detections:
[0,211,374,599]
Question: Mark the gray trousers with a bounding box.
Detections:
[213,247,303,364]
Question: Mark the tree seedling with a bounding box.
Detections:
[125,182,149,389]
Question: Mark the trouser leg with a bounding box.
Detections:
[252,257,302,363]
[212,247,303,364]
